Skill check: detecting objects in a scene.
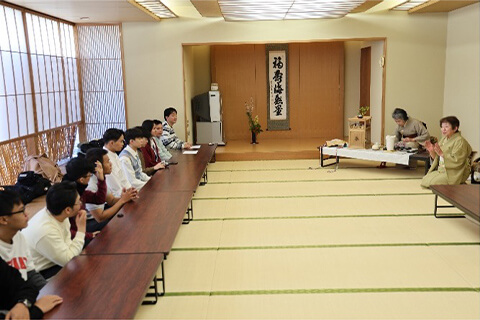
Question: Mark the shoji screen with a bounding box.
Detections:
[77,25,127,140]
[0,3,79,184]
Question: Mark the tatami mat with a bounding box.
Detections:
[161,246,477,294]
[135,292,480,320]
[205,292,480,320]
[193,195,461,220]
[430,246,480,287]
[171,216,478,250]
[194,179,429,199]
[210,246,477,292]
[208,167,424,183]
[214,216,477,248]
[135,296,209,319]
[160,251,218,293]
[208,159,398,171]
[135,159,480,320]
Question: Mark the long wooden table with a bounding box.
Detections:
[431,184,480,221]
[40,144,217,319]
[82,191,193,255]
[40,254,164,319]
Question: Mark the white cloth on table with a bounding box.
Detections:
[321,147,411,165]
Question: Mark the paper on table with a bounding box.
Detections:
[183,150,198,155]
[190,145,201,149]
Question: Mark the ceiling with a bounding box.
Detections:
[2,0,478,24]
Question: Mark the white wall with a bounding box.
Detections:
[122,3,448,142]
[192,45,211,97]
[443,3,479,152]
[363,40,384,144]
[182,46,194,141]
[344,41,361,138]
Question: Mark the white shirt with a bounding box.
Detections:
[104,147,131,197]
[22,207,85,272]
[0,232,36,280]
[119,145,150,190]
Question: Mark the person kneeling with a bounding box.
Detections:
[421,116,472,188]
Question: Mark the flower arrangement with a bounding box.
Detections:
[358,106,370,118]
[245,97,263,135]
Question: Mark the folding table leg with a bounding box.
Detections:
[320,147,339,168]
[142,261,166,305]
[433,194,464,219]
[200,168,208,186]
[183,199,194,224]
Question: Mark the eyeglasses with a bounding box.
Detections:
[2,207,26,216]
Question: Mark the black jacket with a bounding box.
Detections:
[0,258,44,319]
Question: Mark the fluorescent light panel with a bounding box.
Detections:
[392,0,430,11]
[219,0,366,21]
[132,0,176,18]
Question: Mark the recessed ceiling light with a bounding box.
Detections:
[218,0,366,21]
[128,0,177,20]
[391,0,430,11]
[80,17,90,20]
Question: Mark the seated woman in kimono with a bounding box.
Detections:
[392,108,430,148]
[421,116,472,188]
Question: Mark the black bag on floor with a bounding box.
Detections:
[12,171,51,204]
[472,157,480,184]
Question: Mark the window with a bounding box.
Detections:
[0,3,80,184]
[77,25,127,140]
[0,3,127,185]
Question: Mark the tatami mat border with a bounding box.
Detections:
[164,287,480,297]
[171,242,480,252]
[209,167,395,172]
[194,192,432,200]
[208,177,422,184]
[194,213,439,222]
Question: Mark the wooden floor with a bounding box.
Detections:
[215,138,327,161]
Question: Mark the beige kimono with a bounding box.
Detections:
[394,117,430,147]
[421,132,472,188]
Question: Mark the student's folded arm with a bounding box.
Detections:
[82,179,107,205]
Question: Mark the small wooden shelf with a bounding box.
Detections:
[348,116,371,149]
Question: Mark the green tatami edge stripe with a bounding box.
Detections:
[208,166,400,172]
[164,287,480,297]
[194,192,432,200]
[208,177,422,184]
[171,242,480,252]
[194,213,436,222]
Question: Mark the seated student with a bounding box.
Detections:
[152,119,172,161]
[0,190,47,291]
[22,182,87,279]
[161,107,192,150]
[421,116,473,188]
[119,127,151,190]
[63,157,107,236]
[1,258,63,320]
[136,126,165,176]
[103,128,133,198]
[141,120,164,168]
[84,148,137,231]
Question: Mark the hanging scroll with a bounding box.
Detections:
[266,44,289,131]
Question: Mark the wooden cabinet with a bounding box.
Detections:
[348,116,371,149]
